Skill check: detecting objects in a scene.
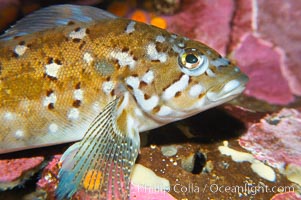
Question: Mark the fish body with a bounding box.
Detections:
[0,5,248,199]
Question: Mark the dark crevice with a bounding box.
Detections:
[191,151,206,174]
[146,107,246,146]
[225,0,239,55]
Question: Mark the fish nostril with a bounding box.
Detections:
[234,67,241,72]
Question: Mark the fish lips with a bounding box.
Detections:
[206,74,249,102]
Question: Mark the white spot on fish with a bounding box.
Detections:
[92,102,101,112]
[172,44,184,54]
[190,96,206,110]
[211,58,230,67]
[141,70,154,84]
[117,92,129,117]
[189,84,204,98]
[146,43,167,63]
[110,51,136,69]
[169,35,178,43]
[125,21,136,34]
[69,28,87,40]
[83,52,93,64]
[162,74,189,101]
[102,81,114,95]
[178,42,185,48]
[126,76,159,112]
[43,93,57,107]
[206,68,216,77]
[234,67,240,72]
[126,115,136,141]
[171,34,178,39]
[155,35,165,43]
[14,45,28,56]
[45,63,62,78]
[157,105,173,117]
[134,107,143,117]
[125,76,140,89]
[135,90,159,112]
[49,123,58,133]
[206,50,212,55]
[15,130,24,139]
[73,89,84,101]
[68,108,80,120]
[4,112,14,120]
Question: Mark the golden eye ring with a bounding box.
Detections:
[178,48,209,76]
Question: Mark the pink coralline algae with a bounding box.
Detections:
[165,0,234,56]
[130,184,176,200]
[230,0,301,104]
[232,34,294,105]
[0,157,44,189]
[255,0,301,96]
[36,155,61,199]
[239,108,301,169]
[271,192,301,200]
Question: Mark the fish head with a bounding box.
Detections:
[143,35,249,124]
[180,39,249,104]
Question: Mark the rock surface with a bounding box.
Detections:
[230,0,301,104]
[0,157,44,190]
[232,34,294,104]
[165,0,234,56]
[239,108,301,169]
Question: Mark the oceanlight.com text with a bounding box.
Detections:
[202,183,295,196]
[136,182,295,196]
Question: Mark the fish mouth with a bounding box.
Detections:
[206,74,248,102]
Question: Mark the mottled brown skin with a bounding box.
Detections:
[0,16,245,154]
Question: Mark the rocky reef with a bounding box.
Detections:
[0,0,300,199]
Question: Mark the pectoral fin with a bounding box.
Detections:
[56,98,139,200]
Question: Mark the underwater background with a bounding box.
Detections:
[0,0,300,199]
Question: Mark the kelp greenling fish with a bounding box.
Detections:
[0,4,248,199]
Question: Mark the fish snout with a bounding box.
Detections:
[206,73,248,102]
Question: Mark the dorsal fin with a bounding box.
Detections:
[0,4,117,40]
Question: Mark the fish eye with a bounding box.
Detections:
[178,48,209,76]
